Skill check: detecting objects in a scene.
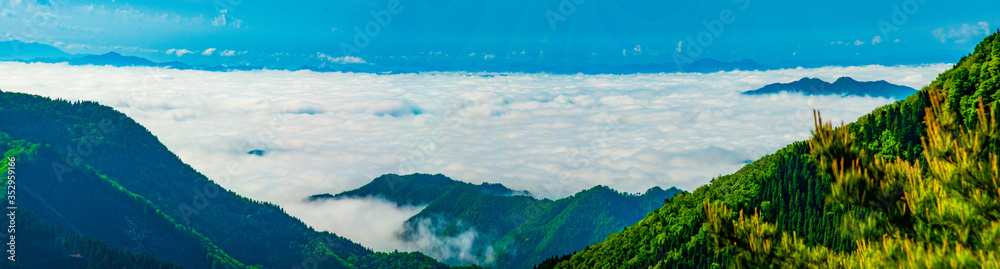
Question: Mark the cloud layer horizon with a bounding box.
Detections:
[0,62,950,256]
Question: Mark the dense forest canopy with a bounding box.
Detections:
[545,32,1000,269]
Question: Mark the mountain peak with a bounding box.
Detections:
[833,76,858,83]
[100,51,123,57]
[744,76,916,99]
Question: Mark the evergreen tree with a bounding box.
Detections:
[705,90,1000,268]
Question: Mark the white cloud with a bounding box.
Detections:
[932,22,991,44]
[0,62,953,255]
[219,50,246,57]
[285,197,491,263]
[872,35,883,44]
[64,43,90,50]
[80,3,95,15]
[315,52,366,64]
[400,217,494,265]
[165,48,194,57]
[284,197,424,253]
[212,9,228,26]
[211,9,242,28]
[854,39,865,46]
[202,48,216,56]
[676,41,683,52]
[74,3,206,25]
[99,45,159,53]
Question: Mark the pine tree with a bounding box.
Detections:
[705,89,1000,268]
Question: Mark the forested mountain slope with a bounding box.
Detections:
[544,32,1000,269]
[310,173,682,269]
[2,134,243,268]
[0,91,456,268]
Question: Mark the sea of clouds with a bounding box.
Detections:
[0,62,950,256]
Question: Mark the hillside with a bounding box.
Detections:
[0,91,456,268]
[2,134,244,268]
[743,76,917,99]
[309,174,682,268]
[542,32,1000,269]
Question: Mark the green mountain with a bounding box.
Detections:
[743,76,917,99]
[0,92,459,268]
[541,32,1000,269]
[308,173,683,269]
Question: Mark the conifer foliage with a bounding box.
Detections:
[705,89,1000,267]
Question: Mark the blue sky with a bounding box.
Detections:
[2,0,999,69]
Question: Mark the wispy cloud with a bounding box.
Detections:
[932,22,992,43]
[211,9,242,28]
[165,48,195,56]
[202,48,216,56]
[219,50,246,57]
[284,197,425,253]
[315,52,366,64]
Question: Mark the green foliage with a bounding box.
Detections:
[549,27,1000,269]
[706,89,1000,268]
[347,251,466,269]
[552,144,848,269]
[0,92,454,268]
[2,132,248,268]
[2,210,183,269]
[315,173,682,268]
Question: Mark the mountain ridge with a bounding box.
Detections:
[309,173,682,268]
[0,91,457,268]
[0,40,921,75]
[743,76,917,99]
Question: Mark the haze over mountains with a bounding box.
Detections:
[0,40,952,74]
[306,173,682,268]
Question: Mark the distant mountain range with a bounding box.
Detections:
[308,174,682,268]
[0,40,932,74]
[743,77,917,99]
[0,40,73,60]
